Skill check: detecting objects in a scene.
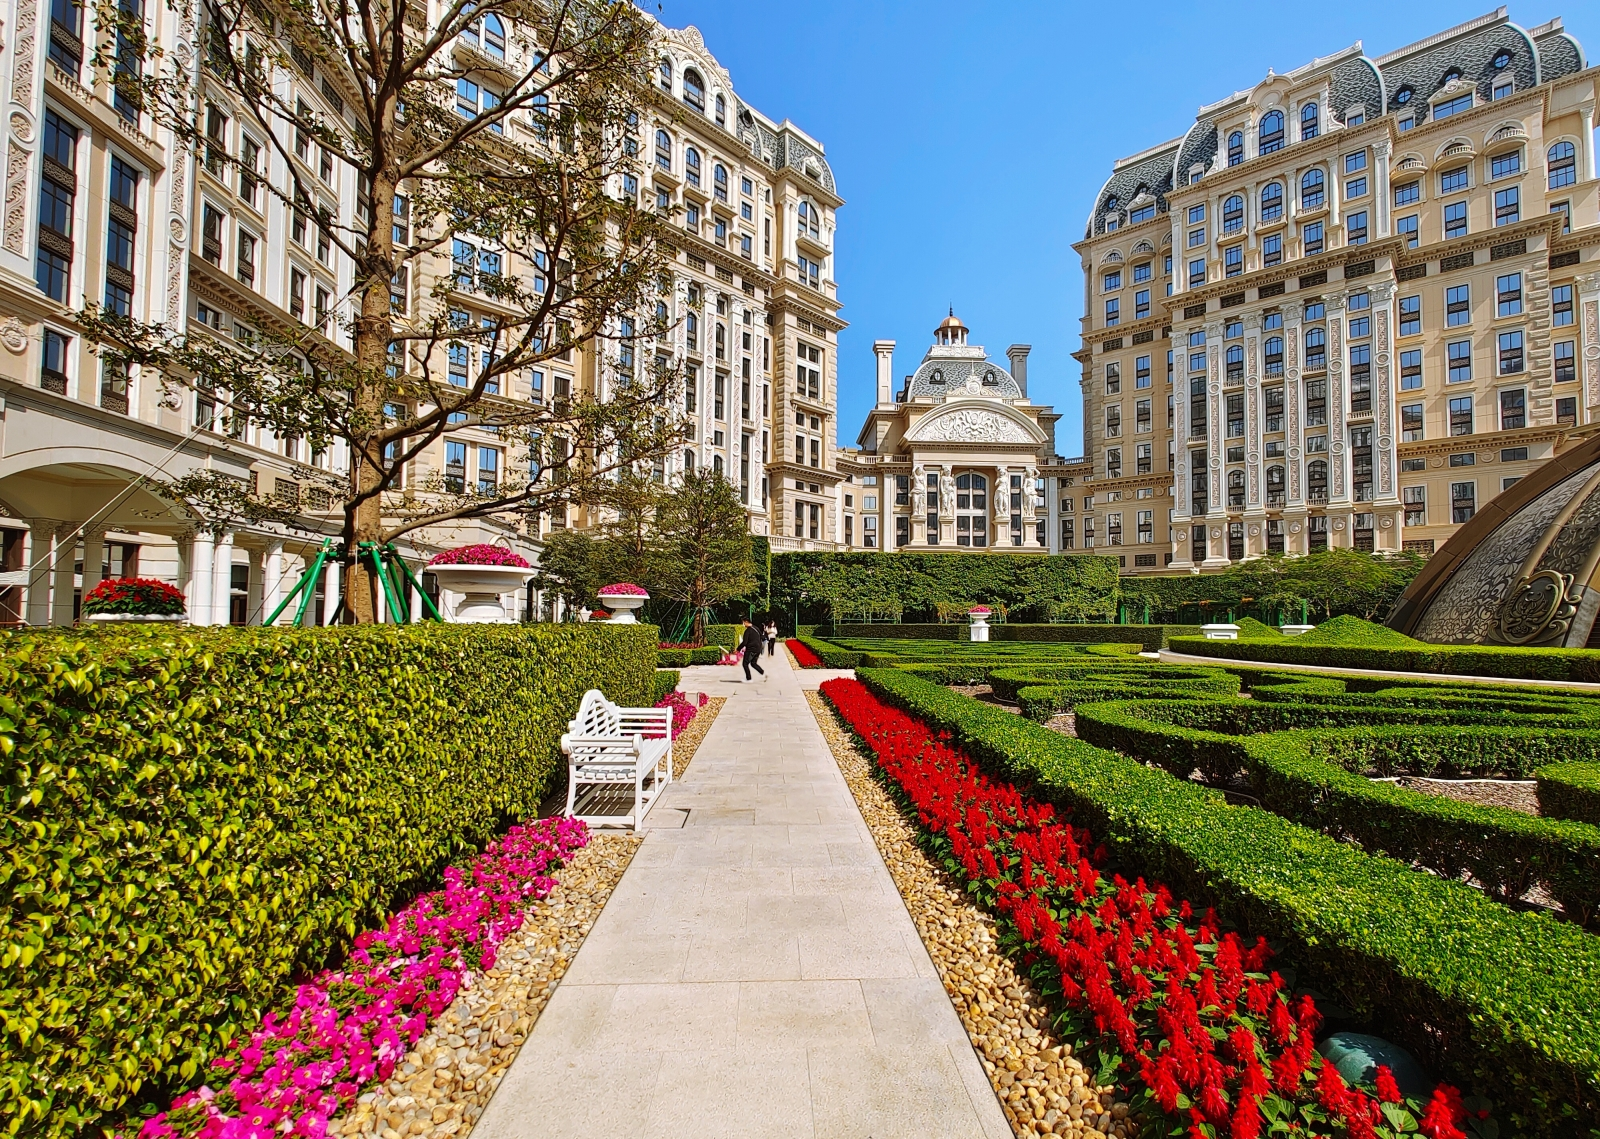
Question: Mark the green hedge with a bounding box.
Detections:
[986,664,1240,709]
[854,667,1600,1135]
[653,668,681,702]
[829,622,1199,649]
[703,623,741,650]
[1171,634,1600,682]
[1538,763,1600,827]
[0,622,656,1138]
[656,646,724,667]
[795,635,864,669]
[1072,700,1600,923]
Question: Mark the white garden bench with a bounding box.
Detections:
[560,689,673,829]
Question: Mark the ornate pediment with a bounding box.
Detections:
[906,403,1043,445]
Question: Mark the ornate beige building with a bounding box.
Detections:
[0,8,841,626]
[1074,8,1599,574]
[836,312,1066,551]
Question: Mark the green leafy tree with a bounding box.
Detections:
[83,0,681,622]
[530,528,601,615]
[650,470,756,644]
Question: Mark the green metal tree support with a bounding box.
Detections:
[264,540,443,626]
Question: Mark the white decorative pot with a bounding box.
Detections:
[85,612,184,623]
[968,611,991,643]
[427,564,533,624]
[1201,623,1241,641]
[596,587,649,624]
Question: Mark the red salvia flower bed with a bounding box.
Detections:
[788,639,823,668]
[820,677,1486,1139]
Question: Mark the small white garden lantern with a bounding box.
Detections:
[597,583,649,623]
[968,605,992,642]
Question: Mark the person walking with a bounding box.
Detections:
[765,620,777,657]
[739,618,767,682]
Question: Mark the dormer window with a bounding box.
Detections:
[715,94,726,125]
[1300,102,1319,141]
[1493,51,1512,69]
[658,58,672,92]
[1433,92,1473,121]
[1259,110,1284,155]
[983,370,997,386]
[683,68,705,112]
[1395,86,1413,105]
[930,369,944,384]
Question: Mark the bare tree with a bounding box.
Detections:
[83,0,683,620]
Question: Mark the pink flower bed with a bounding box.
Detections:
[138,817,589,1139]
[654,689,709,738]
[427,544,532,568]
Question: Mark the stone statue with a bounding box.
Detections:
[1024,466,1039,517]
[940,467,956,517]
[994,470,1011,523]
[911,465,926,515]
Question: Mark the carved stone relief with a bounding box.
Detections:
[907,406,1034,444]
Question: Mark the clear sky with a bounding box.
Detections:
[651,1,1596,457]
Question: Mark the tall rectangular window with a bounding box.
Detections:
[1446,285,1470,326]
[1399,294,1421,336]
[1397,214,1419,248]
[1305,379,1327,427]
[1105,298,1119,326]
[1448,341,1472,383]
[1496,273,1522,317]
[111,0,144,122]
[1348,345,1371,414]
[1500,388,1525,430]
[1105,361,1121,394]
[1402,402,1424,442]
[1400,349,1422,390]
[36,111,78,302]
[1404,485,1426,527]
[1189,259,1206,287]
[1498,330,1524,375]
[1346,211,1368,245]
[1303,220,1323,255]
[41,327,70,394]
[1262,233,1282,266]
[48,0,84,75]
[1135,355,1151,388]
[1449,395,1474,436]
[104,156,138,315]
[1494,187,1519,226]
[1444,201,1467,239]
[1556,340,1576,385]
[1452,481,1476,523]
[1552,284,1573,327]
[1224,245,1242,277]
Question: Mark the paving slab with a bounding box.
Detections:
[474,643,1009,1139]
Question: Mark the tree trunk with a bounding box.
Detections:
[690,572,705,645]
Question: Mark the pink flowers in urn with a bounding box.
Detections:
[596,583,649,597]
[968,606,992,615]
[427,544,531,568]
[596,584,648,623]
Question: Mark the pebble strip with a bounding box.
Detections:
[329,699,726,1139]
[806,692,1132,1138]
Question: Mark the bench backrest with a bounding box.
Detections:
[572,688,623,736]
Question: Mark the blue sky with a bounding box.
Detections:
[653,1,1596,457]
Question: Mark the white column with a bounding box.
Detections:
[51,525,77,627]
[25,519,56,626]
[81,528,107,597]
[211,531,235,625]
[187,533,214,626]
[262,540,285,624]
[322,558,341,625]
[246,546,265,626]
[410,576,424,622]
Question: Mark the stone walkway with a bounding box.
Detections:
[474,646,1010,1139]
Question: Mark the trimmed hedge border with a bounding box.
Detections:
[655,646,724,667]
[652,668,682,702]
[0,623,656,1139]
[829,622,1200,650]
[1538,762,1600,827]
[1171,634,1600,682]
[795,634,864,669]
[854,667,1600,1136]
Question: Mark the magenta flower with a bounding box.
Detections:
[427,544,532,568]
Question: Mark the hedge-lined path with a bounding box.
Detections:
[473,647,1010,1139]
[1160,649,1600,691]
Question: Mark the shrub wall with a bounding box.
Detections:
[795,635,864,669]
[0,622,656,1138]
[656,646,724,667]
[1170,634,1600,682]
[1538,762,1600,827]
[854,667,1600,1135]
[703,624,742,650]
[652,668,681,702]
[828,622,1200,650]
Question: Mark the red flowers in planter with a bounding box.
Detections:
[426,544,531,568]
[81,577,186,616]
[788,639,823,668]
[819,677,1482,1139]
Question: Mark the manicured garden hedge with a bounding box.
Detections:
[703,623,741,650]
[794,634,864,669]
[0,622,656,1139]
[829,622,1200,650]
[854,667,1600,1135]
[653,668,682,702]
[655,646,723,667]
[1170,634,1600,682]
[1538,762,1600,827]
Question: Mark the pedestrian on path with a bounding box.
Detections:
[765,620,777,656]
[739,618,767,682]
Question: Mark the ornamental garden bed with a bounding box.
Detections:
[818,650,1600,1136]
[0,622,661,1139]
[819,674,1494,1139]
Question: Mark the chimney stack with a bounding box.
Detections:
[873,340,896,405]
[1007,344,1032,397]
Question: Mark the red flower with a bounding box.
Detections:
[788,640,823,668]
[1374,1065,1403,1104]
[1418,1085,1469,1139]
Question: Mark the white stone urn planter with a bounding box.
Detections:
[85,612,184,624]
[1201,623,1241,641]
[596,584,649,624]
[428,564,533,623]
[968,606,992,643]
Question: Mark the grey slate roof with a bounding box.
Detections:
[1378,22,1537,119]
[904,355,1023,401]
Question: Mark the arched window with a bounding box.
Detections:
[658,58,672,92]
[713,164,728,202]
[1307,460,1328,500]
[714,94,726,125]
[654,130,671,171]
[1305,327,1326,369]
[1222,195,1244,233]
[1260,182,1284,223]
[798,199,820,239]
[482,13,505,59]
[1259,110,1284,155]
[1226,344,1244,380]
[1228,132,1244,166]
[1264,336,1284,375]
[1549,141,1577,189]
[955,473,988,547]
[682,68,705,112]
[1300,168,1325,209]
[1300,102,1318,141]
[684,146,700,187]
